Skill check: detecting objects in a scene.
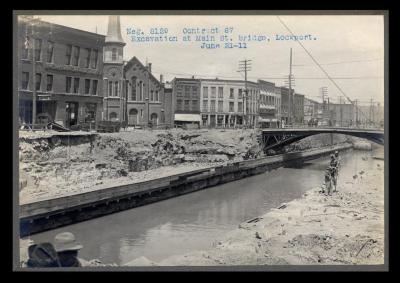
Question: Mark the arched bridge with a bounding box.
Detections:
[260,128,385,151]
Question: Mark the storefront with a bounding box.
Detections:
[174,113,201,129]
[259,117,279,128]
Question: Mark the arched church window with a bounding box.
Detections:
[131,77,137,101]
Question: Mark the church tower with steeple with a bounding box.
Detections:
[103,15,126,122]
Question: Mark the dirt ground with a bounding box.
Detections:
[124,148,385,266]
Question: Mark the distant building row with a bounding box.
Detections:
[17,16,383,130]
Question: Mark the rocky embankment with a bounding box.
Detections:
[124,148,385,266]
[19,129,351,203]
[19,129,263,203]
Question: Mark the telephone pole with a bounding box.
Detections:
[238,59,252,126]
[31,20,37,126]
[355,99,358,128]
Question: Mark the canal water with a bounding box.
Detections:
[28,148,378,265]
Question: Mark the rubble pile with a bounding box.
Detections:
[19,129,263,202]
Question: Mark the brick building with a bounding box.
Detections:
[171,78,201,127]
[124,57,165,126]
[18,16,105,128]
[293,93,305,124]
[258,80,278,128]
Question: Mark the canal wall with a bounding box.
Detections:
[20,143,352,237]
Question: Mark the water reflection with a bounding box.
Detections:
[29,149,377,264]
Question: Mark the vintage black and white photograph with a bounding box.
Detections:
[14,11,387,270]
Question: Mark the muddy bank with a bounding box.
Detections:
[124,148,384,266]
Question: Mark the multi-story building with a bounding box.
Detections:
[293,93,305,124]
[275,86,282,125]
[199,79,259,128]
[18,16,105,128]
[102,15,126,123]
[124,58,165,126]
[279,87,290,125]
[304,97,320,124]
[171,78,201,127]
[258,80,278,128]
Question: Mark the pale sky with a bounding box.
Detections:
[36,14,385,105]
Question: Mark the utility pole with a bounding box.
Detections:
[355,99,358,128]
[238,59,251,126]
[31,20,37,126]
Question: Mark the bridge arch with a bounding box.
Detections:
[260,128,384,152]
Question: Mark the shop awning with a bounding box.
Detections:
[174,114,201,122]
[259,118,278,123]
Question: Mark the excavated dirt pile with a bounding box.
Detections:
[19,129,263,203]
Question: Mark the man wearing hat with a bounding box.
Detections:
[54,232,83,267]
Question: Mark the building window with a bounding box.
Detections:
[131,77,137,101]
[202,100,208,112]
[238,89,243,99]
[229,102,234,112]
[21,72,29,90]
[192,100,198,110]
[184,100,190,111]
[230,88,234,99]
[84,79,90,94]
[176,86,183,97]
[185,86,190,97]
[150,90,154,101]
[34,39,42,61]
[84,48,91,68]
[72,46,80,66]
[218,101,223,112]
[114,81,119,97]
[108,81,113,97]
[47,41,54,63]
[203,87,208,98]
[22,41,29,60]
[139,81,143,100]
[46,74,53,92]
[65,44,72,65]
[218,87,223,98]
[211,87,216,98]
[73,78,80,93]
[91,49,98,69]
[210,100,216,112]
[92,80,98,95]
[35,73,41,91]
[192,86,198,94]
[155,91,159,102]
[177,99,183,111]
[140,109,143,118]
[66,77,72,93]
[84,103,97,122]
[109,112,117,120]
[112,48,117,61]
[238,101,243,112]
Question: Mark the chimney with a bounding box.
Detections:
[160,74,164,83]
[147,63,152,73]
